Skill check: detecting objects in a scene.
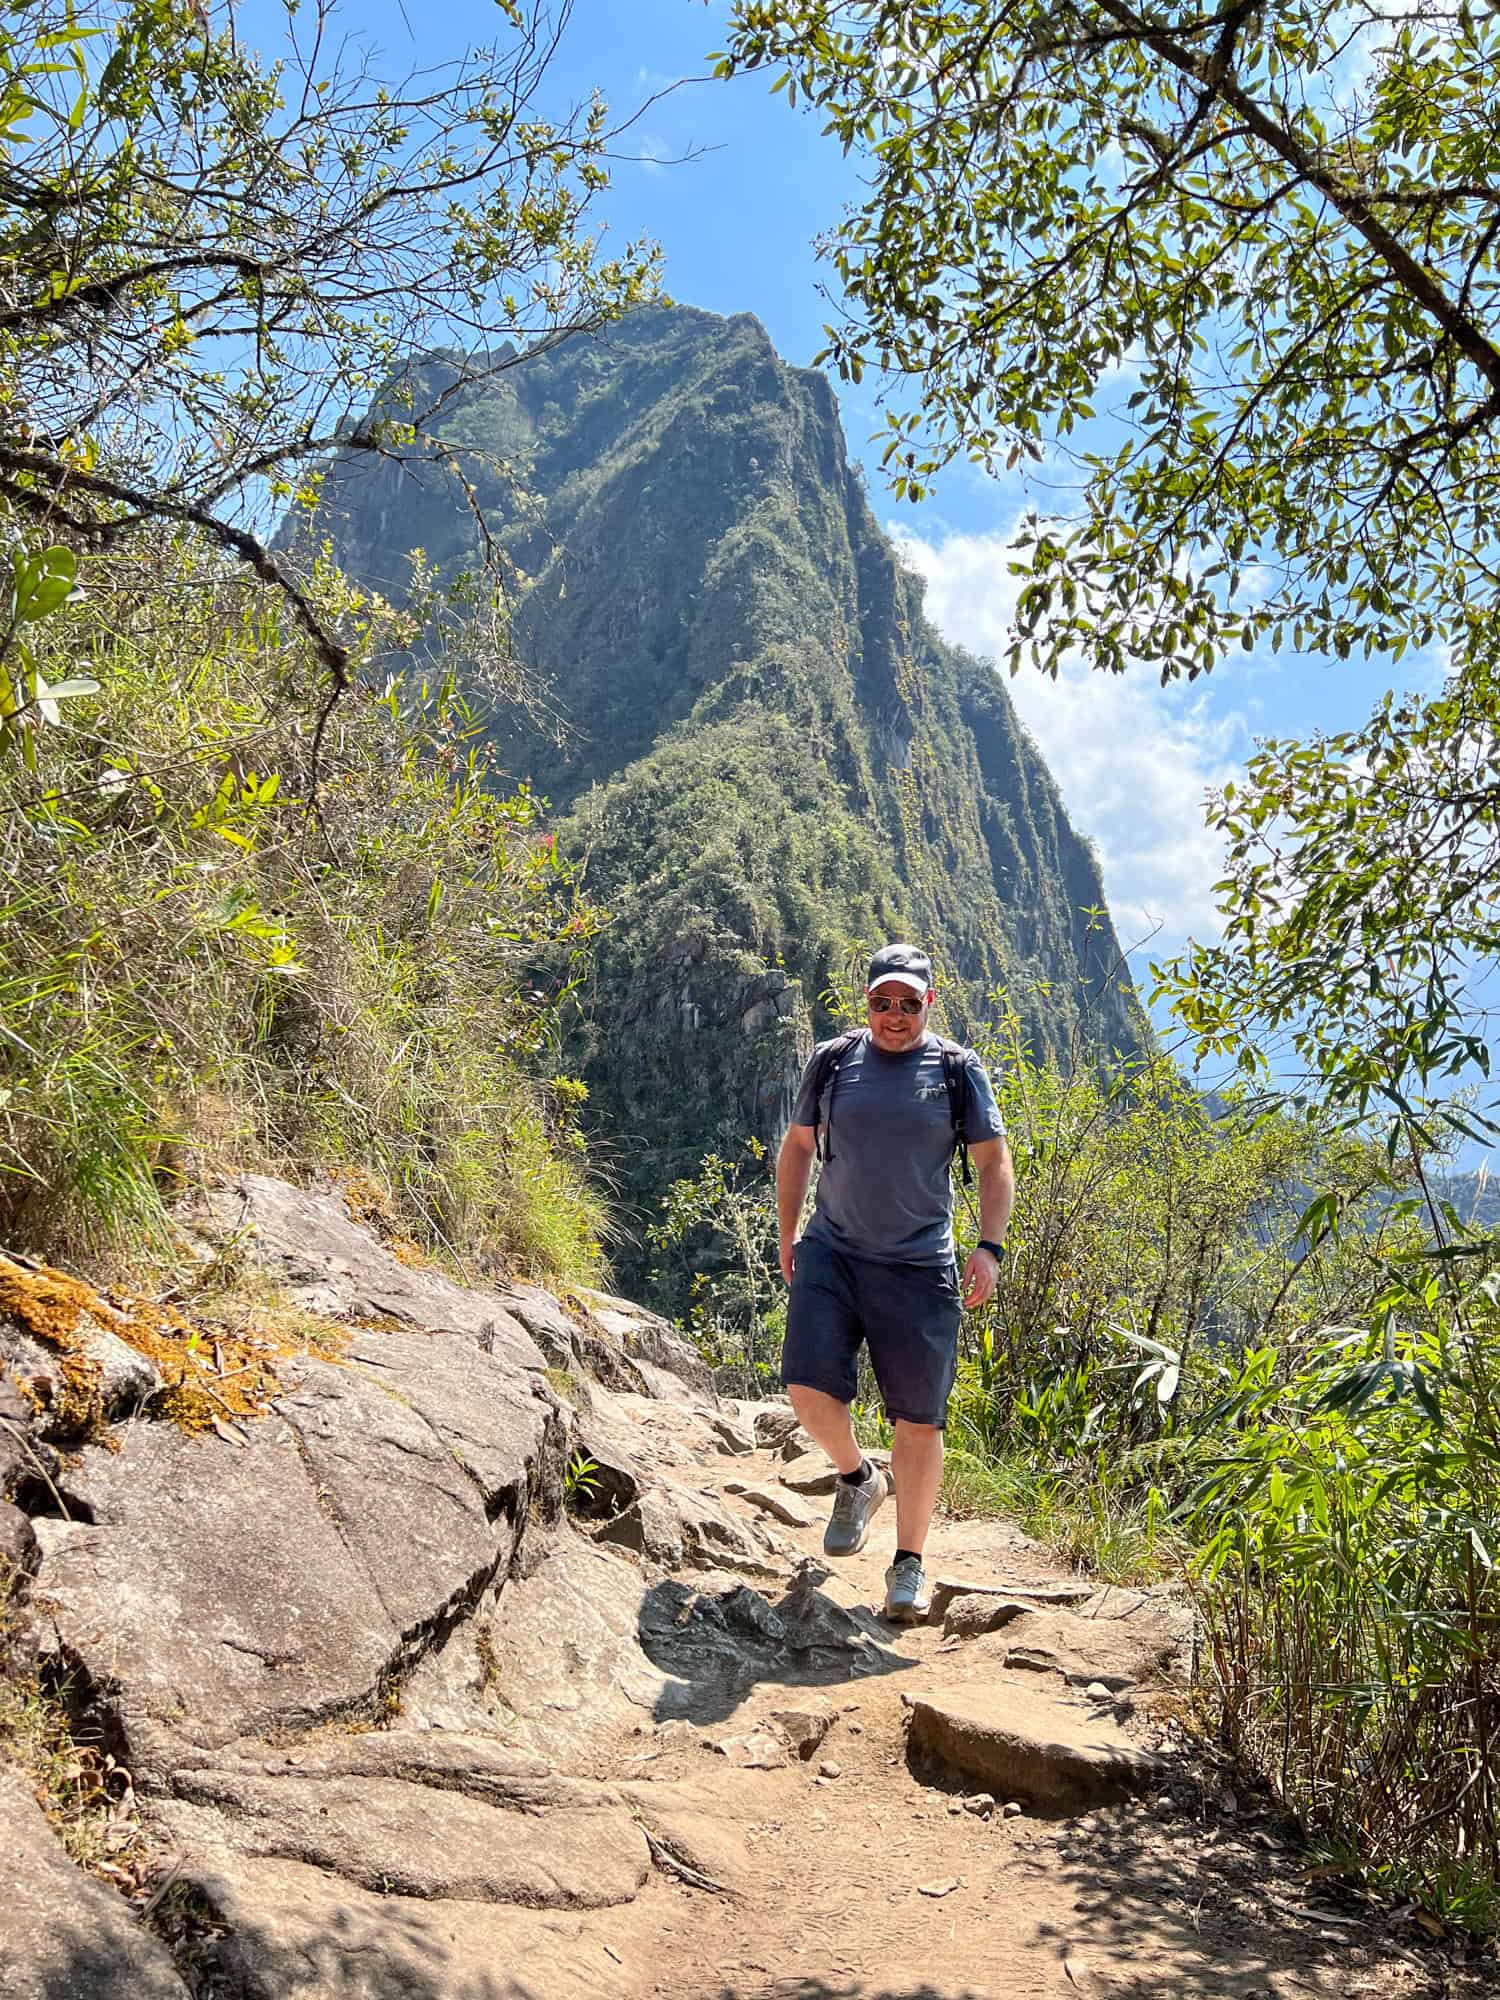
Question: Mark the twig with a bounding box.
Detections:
[198,1380,259,1423]
[1264,1895,1364,1930]
[0,1415,72,1520]
[642,1829,735,1897]
[137,1855,186,1922]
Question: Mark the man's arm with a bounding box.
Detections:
[960,1134,1015,1309]
[776,1122,818,1284]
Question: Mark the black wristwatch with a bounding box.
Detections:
[977,1239,1005,1259]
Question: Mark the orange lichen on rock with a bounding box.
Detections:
[0,1261,112,1438]
[0,1254,349,1439]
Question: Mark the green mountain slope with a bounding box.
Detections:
[310,306,1148,1250]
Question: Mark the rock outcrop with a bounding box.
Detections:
[0,1175,725,1994]
[905,1682,1169,1810]
[1,1175,1200,2000]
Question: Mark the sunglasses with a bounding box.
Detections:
[868,993,925,1016]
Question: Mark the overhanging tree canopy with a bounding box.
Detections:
[720,0,1500,1136]
[721,0,1500,682]
[1,0,661,693]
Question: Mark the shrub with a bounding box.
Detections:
[1184,1275,1500,1927]
[0,532,607,1283]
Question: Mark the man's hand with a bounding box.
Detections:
[961,1245,1000,1309]
[779,1237,797,1286]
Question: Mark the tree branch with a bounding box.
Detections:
[0,442,351,693]
[1088,0,1500,401]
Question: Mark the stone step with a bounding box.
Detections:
[906,1681,1171,1811]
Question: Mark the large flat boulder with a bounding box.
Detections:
[274,1364,509,1642]
[338,1326,561,1520]
[401,1528,669,1761]
[927,1575,1092,1619]
[156,1764,649,1907]
[181,1853,622,2000]
[1,1769,190,1999]
[29,1281,562,1763]
[907,1681,1170,1809]
[33,1422,398,1760]
[181,1727,619,1811]
[272,1343,556,1643]
[206,1176,544,1375]
[982,1602,1193,1690]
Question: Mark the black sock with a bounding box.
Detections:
[894,1548,922,1566]
[839,1458,873,1487]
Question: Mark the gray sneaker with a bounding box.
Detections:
[883,1554,932,1623]
[823,1466,888,1557]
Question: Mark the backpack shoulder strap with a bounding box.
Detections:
[811,1029,864,1163]
[934,1037,973,1186]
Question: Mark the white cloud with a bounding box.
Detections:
[890,522,1247,954]
[632,134,674,178]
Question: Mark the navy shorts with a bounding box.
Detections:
[781,1235,961,1428]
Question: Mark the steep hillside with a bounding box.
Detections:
[310,307,1148,1248]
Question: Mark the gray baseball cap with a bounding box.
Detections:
[866,943,933,997]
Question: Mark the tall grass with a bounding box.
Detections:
[1182,1289,1500,1928]
[0,533,609,1284]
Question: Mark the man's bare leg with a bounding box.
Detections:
[786,1384,864,1477]
[890,1420,944,1555]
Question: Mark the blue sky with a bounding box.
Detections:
[238,0,1441,988]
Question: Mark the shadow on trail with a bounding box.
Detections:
[1025,1798,1419,1999]
[33,1912,535,2000]
[638,1568,919,1728]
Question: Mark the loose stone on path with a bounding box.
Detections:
[906,1682,1170,1811]
[927,1576,1093,1620]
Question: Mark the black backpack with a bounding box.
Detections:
[808,1029,974,1186]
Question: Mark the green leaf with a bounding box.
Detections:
[12,546,77,623]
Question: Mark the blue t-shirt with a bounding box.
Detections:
[791,1032,1005,1265]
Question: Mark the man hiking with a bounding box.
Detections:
[776,944,1015,1623]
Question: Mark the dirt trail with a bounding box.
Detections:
[7,1179,1488,2000]
[535,1399,1471,2000]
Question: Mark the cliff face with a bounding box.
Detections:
[310,307,1147,1251]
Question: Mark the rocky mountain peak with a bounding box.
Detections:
[306,306,1149,1260]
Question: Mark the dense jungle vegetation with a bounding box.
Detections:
[718,0,1500,1930]
[0,0,658,1277]
[8,0,1500,1947]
